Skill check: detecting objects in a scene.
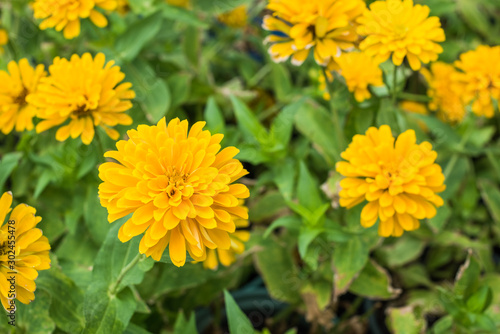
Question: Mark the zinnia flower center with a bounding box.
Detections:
[166,170,189,198]
[14,87,28,106]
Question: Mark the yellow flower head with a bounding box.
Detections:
[336,51,383,102]
[357,0,445,71]
[423,62,466,123]
[98,117,250,267]
[203,216,250,270]
[28,53,135,145]
[336,125,445,237]
[32,0,118,39]
[262,0,366,66]
[0,29,8,54]
[399,101,428,115]
[166,0,189,8]
[454,45,500,118]
[0,192,51,310]
[218,5,248,29]
[0,59,46,134]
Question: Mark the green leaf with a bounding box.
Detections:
[457,0,491,36]
[83,284,137,334]
[271,63,292,101]
[115,11,164,61]
[332,236,370,299]
[36,262,85,333]
[230,96,268,143]
[91,222,155,292]
[269,99,304,149]
[294,101,340,165]
[253,234,302,303]
[432,315,453,334]
[204,96,226,134]
[123,59,171,123]
[264,215,302,238]
[298,226,323,259]
[84,185,111,244]
[0,152,22,192]
[387,306,426,334]
[193,0,252,14]
[174,312,198,334]
[478,179,500,222]
[224,290,256,334]
[297,161,323,212]
[249,191,286,223]
[349,260,401,300]
[167,73,192,108]
[375,235,425,268]
[16,290,56,334]
[466,286,493,313]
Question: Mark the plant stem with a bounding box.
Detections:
[322,67,346,152]
[109,253,144,295]
[392,65,399,106]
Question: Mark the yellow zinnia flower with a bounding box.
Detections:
[98,117,250,267]
[0,59,46,134]
[335,51,383,102]
[32,0,118,39]
[203,216,250,270]
[0,29,8,54]
[0,192,51,311]
[336,125,445,237]
[454,45,500,118]
[28,53,135,145]
[357,0,445,71]
[218,5,248,29]
[423,62,466,123]
[262,0,366,66]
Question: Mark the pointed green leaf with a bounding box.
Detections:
[224,290,255,334]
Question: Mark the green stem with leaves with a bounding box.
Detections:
[109,253,144,295]
[392,64,399,106]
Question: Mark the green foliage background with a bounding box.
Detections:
[1,0,500,333]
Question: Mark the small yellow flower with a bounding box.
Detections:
[400,101,428,115]
[218,5,248,29]
[98,117,250,267]
[0,29,8,54]
[357,0,445,71]
[423,62,466,123]
[335,52,383,102]
[262,0,366,66]
[0,59,46,134]
[32,0,118,39]
[454,45,500,118]
[28,53,135,145]
[0,192,51,310]
[336,125,445,237]
[166,0,189,8]
[203,216,250,270]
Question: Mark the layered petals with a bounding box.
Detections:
[99,118,250,267]
[336,125,445,237]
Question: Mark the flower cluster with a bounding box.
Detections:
[28,53,135,145]
[336,52,384,102]
[0,192,51,310]
[454,45,500,118]
[98,118,250,267]
[262,0,366,66]
[422,62,466,123]
[357,0,445,71]
[336,125,445,237]
[0,59,46,134]
[32,0,118,39]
